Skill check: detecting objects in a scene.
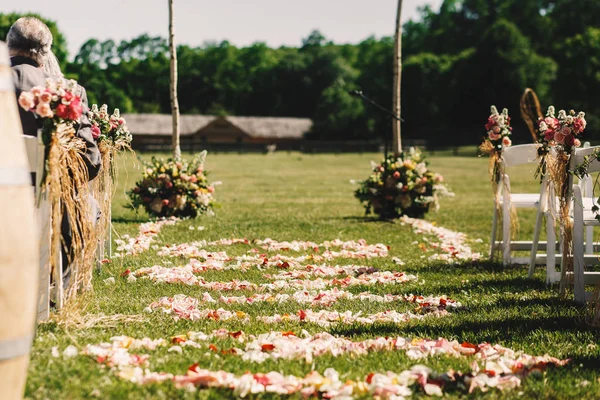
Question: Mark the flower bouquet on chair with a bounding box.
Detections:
[479,105,512,186]
[536,106,586,296]
[88,104,133,251]
[18,78,95,303]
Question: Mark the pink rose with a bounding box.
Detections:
[544,129,554,141]
[554,132,565,144]
[574,139,582,147]
[189,175,198,183]
[207,186,214,193]
[573,118,586,133]
[561,126,571,136]
[564,134,575,147]
[544,117,559,130]
[502,136,512,146]
[30,86,44,96]
[162,199,170,206]
[35,102,54,118]
[493,126,501,134]
[488,131,501,140]
[18,92,36,110]
[91,125,101,139]
[39,91,52,103]
[393,171,400,179]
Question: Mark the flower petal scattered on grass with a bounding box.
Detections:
[400,216,482,262]
[114,218,178,257]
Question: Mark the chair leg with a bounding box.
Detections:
[529,207,544,277]
[585,226,593,255]
[573,199,586,303]
[490,206,499,261]
[545,214,559,284]
[502,198,511,267]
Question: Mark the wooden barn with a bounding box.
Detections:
[122,114,313,152]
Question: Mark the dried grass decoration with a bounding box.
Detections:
[536,106,586,296]
[88,105,133,249]
[18,78,97,302]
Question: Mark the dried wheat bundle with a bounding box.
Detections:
[45,123,98,304]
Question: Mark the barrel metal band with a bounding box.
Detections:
[0,166,31,186]
[0,334,34,361]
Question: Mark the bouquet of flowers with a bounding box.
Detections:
[479,106,512,184]
[18,78,84,146]
[538,106,585,153]
[87,104,133,253]
[484,106,512,150]
[88,104,132,146]
[128,151,218,218]
[354,148,453,220]
[536,106,586,296]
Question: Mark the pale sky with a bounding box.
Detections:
[1,0,442,58]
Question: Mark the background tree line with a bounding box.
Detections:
[2,0,599,147]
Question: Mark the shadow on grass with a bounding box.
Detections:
[338,215,394,223]
[331,296,597,344]
[111,216,148,224]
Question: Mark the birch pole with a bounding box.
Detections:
[392,0,403,154]
[169,0,181,160]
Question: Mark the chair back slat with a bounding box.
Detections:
[571,146,600,174]
[502,144,540,167]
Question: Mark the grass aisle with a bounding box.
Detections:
[26,152,600,399]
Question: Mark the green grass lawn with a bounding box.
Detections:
[25,151,600,399]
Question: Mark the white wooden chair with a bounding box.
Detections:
[490,143,549,266]
[569,146,600,303]
[23,133,63,321]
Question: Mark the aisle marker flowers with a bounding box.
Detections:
[400,216,481,262]
[158,238,389,260]
[73,334,569,398]
[128,265,416,290]
[147,291,460,312]
[114,218,178,257]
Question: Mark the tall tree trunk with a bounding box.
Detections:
[392,0,403,155]
[169,0,181,160]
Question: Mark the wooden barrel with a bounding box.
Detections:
[0,41,39,399]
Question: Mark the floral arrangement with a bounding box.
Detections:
[538,106,585,152]
[483,106,512,151]
[18,78,95,303]
[354,148,453,219]
[128,151,217,218]
[87,104,133,252]
[535,106,587,296]
[88,104,132,146]
[479,106,512,184]
[18,78,84,147]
